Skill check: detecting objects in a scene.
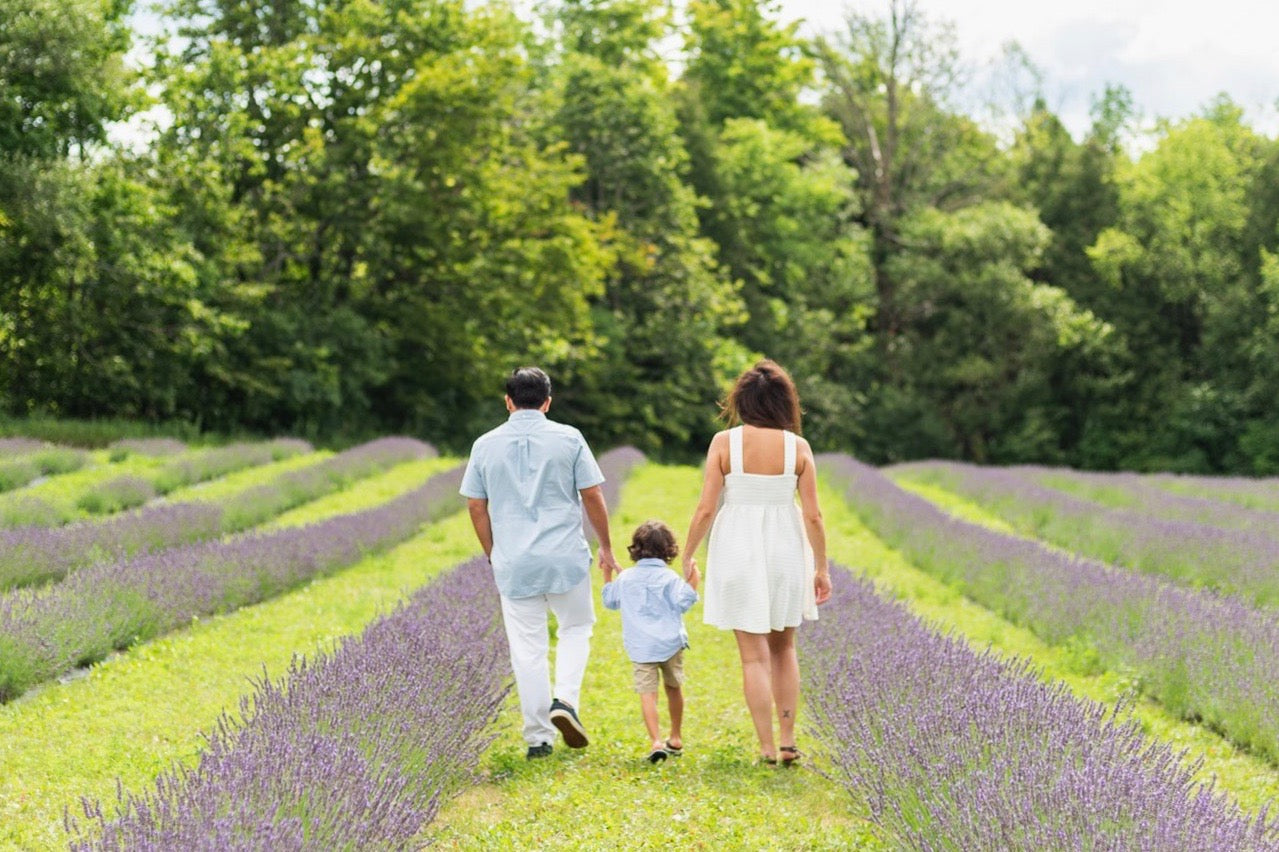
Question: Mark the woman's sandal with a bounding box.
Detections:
[758,754,778,766]
[779,745,803,767]
[664,739,683,757]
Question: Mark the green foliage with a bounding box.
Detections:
[0,0,135,159]
[2,0,1279,470]
[870,202,1117,462]
[545,8,748,455]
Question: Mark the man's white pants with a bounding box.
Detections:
[499,574,595,746]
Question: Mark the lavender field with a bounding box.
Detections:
[4,437,1278,850]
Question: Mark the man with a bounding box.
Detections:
[460,366,621,759]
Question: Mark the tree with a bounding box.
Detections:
[1086,103,1257,470]
[879,202,1116,463]
[145,0,609,440]
[543,0,746,455]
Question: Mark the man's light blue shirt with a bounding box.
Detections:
[602,558,699,663]
[460,409,605,599]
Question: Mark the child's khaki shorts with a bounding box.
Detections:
[633,650,685,693]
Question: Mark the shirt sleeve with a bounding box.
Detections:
[459,446,486,499]
[601,579,621,610]
[667,577,699,613]
[574,435,606,491]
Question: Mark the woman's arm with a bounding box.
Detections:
[681,432,727,584]
[795,440,831,605]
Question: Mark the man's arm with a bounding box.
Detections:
[467,498,493,560]
[580,485,620,574]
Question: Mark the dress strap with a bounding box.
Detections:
[728,426,744,474]
[783,430,797,475]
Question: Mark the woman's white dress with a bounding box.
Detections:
[704,426,818,633]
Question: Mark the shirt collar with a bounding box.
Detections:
[634,558,669,570]
[508,409,547,422]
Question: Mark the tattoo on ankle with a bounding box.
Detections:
[782,709,792,719]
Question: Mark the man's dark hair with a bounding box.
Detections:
[506,366,552,409]
[627,520,679,563]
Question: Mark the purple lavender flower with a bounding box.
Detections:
[65,561,509,851]
[63,447,644,847]
[803,565,1279,850]
[825,455,1279,764]
[107,439,188,459]
[76,477,158,515]
[0,438,48,456]
[890,460,1279,608]
[0,464,467,700]
[0,437,433,592]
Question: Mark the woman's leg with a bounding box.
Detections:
[766,628,799,748]
[734,630,776,758]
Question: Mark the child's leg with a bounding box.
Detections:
[664,683,684,748]
[640,692,661,746]
[661,650,685,749]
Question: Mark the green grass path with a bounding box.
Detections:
[427,463,885,850]
[0,457,466,850]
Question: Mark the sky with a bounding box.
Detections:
[126,0,1279,141]
[780,0,1279,139]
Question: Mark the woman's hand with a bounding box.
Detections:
[683,555,700,590]
[814,571,832,605]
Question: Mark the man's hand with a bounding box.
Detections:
[598,545,621,578]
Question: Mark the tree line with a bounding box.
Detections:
[2,0,1278,471]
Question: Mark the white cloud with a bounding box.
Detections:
[783,0,1279,138]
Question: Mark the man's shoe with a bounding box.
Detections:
[549,698,589,748]
[526,743,553,759]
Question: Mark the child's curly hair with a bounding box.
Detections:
[627,520,679,563]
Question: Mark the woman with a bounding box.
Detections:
[682,359,832,766]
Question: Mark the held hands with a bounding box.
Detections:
[599,546,621,582]
[682,555,701,591]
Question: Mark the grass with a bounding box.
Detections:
[6,455,1274,849]
[263,456,460,529]
[831,474,1279,815]
[0,504,480,849]
[426,462,886,850]
[0,452,165,526]
[161,450,333,502]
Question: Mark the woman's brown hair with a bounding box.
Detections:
[627,520,680,563]
[720,359,802,433]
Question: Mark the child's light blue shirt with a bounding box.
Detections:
[602,557,698,663]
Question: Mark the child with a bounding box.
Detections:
[602,520,699,763]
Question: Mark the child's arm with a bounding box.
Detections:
[667,575,699,613]
[601,577,621,611]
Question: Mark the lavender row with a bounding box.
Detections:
[0,437,49,456]
[824,455,1279,763]
[1146,471,1279,511]
[106,438,188,459]
[1029,465,1279,534]
[0,437,434,592]
[584,446,646,542]
[891,460,1279,608]
[63,447,643,848]
[75,439,313,515]
[66,559,509,851]
[0,462,466,702]
[802,566,1279,850]
[0,447,87,492]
